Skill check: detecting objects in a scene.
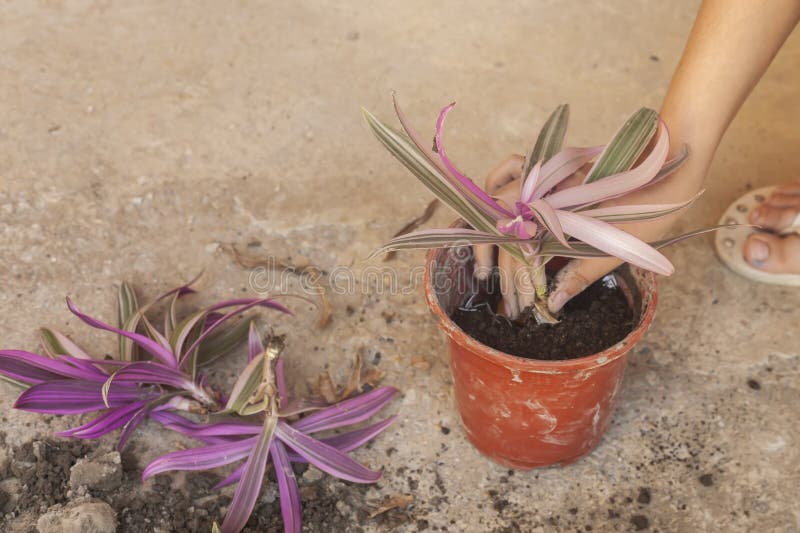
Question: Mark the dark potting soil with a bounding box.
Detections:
[451,275,635,360]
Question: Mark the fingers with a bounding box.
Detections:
[498,250,520,319]
[485,154,524,194]
[473,244,494,280]
[552,161,593,193]
[547,256,623,313]
[515,263,536,312]
[472,155,525,283]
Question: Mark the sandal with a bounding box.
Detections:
[714,186,800,286]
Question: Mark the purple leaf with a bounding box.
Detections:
[271,440,302,533]
[0,350,106,385]
[532,146,604,199]
[292,386,398,434]
[214,462,246,489]
[180,298,292,367]
[224,355,264,413]
[141,315,172,353]
[151,411,260,439]
[58,400,150,439]
[222,415,278,533]
[555,210,674,275]
[545,122,669,209]
[520,161,542,204]
[105,362,194,389]
[67,297,179,368]
[276,421,381,483]
[247,321,264,362]
[142,436,258,480]
[319,416,397,452]
[216,417,398,486]
[390,95,511,222]
[576,192,701,222]
[15,380,150,414]
[644,144,689,188]
[434,103,514,218]
[117,404,150,451]
[371,228,527,257]
[529,200,570,249]
[285,416,398,463]
[496,216,537,240]
[650,224,740,248]
[119,275,201,361]
[39,328,94,360]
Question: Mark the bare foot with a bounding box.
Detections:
[743,182,800,274]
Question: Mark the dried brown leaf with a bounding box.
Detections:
[368,494,414,518]
[410,356,431,370]
[310,351,385,403]
[315,372,338,404]
[222,243,332,328]
[384,199,440,261]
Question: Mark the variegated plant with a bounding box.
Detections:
[364,96,719,322]
[0,279,397,533]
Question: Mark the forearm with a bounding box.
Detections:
[661,0,800,187]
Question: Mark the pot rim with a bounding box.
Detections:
[423,244,658,374]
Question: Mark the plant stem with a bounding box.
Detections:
[530,257,559,324]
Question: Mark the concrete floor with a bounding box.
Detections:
[1,1,799,531]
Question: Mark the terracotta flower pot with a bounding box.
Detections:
[423,240,658,469]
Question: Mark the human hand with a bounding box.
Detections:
[474,153,690,318]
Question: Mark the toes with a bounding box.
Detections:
[764,192,800,208]
[748,205,798,231]
[744,234,800,274]
[773,182,800,196]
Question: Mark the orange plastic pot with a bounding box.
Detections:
[424,243,657,469]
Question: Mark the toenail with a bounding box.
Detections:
[748,240,769,262]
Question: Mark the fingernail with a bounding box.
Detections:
[548,290,569,313]
[747,239,769,263]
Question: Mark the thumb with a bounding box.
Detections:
[547,256,623,313]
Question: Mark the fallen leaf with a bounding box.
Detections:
[368,494,414,518]
[384,199,439,261]
[310,351,385,403]
[315,372,338,404]
[222,244,332,328]
[410,356,431,370]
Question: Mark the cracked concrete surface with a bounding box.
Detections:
[1,1,799,531]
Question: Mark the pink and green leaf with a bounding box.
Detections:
[523,104,569,179]
[222,414,278,533]
[546,121,670,209]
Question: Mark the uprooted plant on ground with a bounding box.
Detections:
[0,279,397,533]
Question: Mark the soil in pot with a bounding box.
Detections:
[451,272,634,360]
